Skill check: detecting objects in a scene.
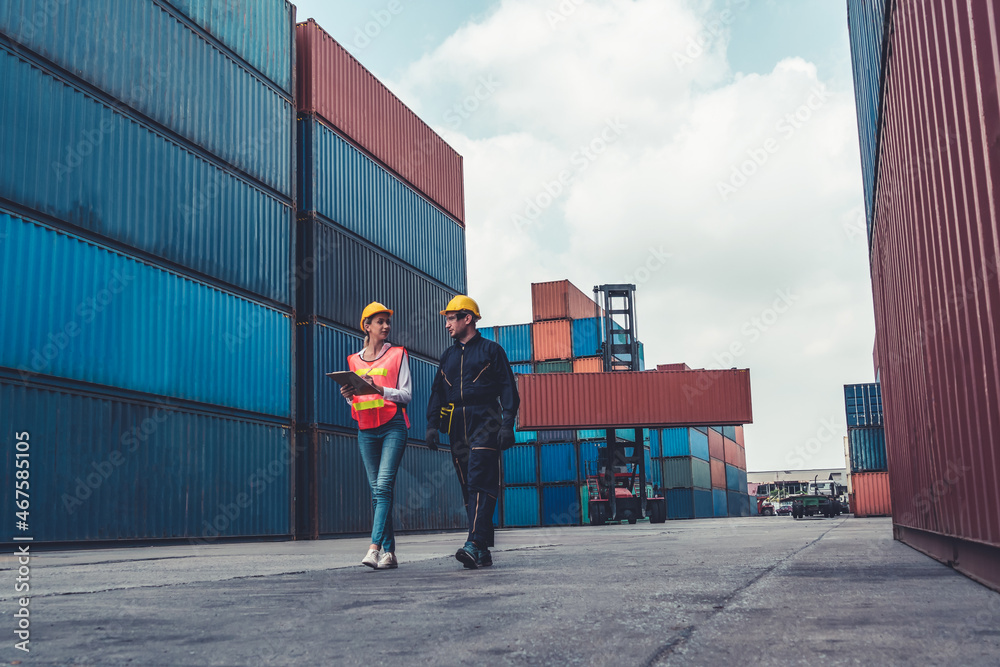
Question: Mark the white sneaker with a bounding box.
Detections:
[361,548,380,569]
[376,551,398,569]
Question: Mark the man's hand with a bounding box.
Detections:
[425,427,440,451]
[498,426,515,451]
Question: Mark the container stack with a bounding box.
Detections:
[0,1,298,542]
[844,383,890,517]
[651,425,749,519]
[293,19,467,538]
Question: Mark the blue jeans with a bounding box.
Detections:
[357,413,407,553]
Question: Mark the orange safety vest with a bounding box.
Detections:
[348,345,411,430]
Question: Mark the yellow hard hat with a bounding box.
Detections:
[440,295,481,318]
[360,301,393,332]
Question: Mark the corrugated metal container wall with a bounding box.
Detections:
[578,441,600,477]
[296,19,464,223]
[723,438,742,466]
[295,216,454,360]
[713,488,728,517]
[666,489,694,519]
[734,425,744,446]
[846,0,888,235]
[537,429,576,443]
[660,428,688,458]
[496,324,533,363]
[535,361,573,374]
[165,0,294,93]
[851,472,892,517]
[693,489,714,518]
[0,0,294,196]
[660,457,711,490]
[296,321,437,437]
[572,357,603,373]
[540,443,577,483]
[542,485,580,525]
[518,369,753,429]
[502,446,537,485]
[577,429,604,441]
[2,213,292,417]
[710,458,726,489]
[0,48,293,304]
[727,492,750,517]
[848,427,888,472]
[0,380,292,542]
[297,117,467,292]
[503,486,540,527]
[514,428,537,444]
[867,0,1000,585]
[844,382,884,427]
[511,363,533,375]
[531,280,601,322]
[531,320,573,361]
[572,317,603,358]
[688,428,710,461]
[478,326,496,342]
[708,429,725,461]
[725,464,741,492]
[721,425,737,441]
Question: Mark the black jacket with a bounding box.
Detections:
[427,332,520,434]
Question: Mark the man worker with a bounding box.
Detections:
[425,295,519,568]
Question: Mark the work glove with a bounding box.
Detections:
[425,427,440,451]
[498,426,515,451]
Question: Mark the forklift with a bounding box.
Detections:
[584,284,666,525]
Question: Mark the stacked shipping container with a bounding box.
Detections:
[848,0,1000,589]
[293,20,466,538]
[844,383,890,517]
[0,1,297,542]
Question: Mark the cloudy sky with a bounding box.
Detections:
[293,0,876,472]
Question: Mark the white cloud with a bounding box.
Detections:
[392,0,875,471]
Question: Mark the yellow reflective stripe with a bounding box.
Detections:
[355,398,385,411]
[354,368,388,376]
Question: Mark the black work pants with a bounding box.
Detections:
[448,405,502,548]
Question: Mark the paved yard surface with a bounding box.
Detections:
[2,517,999,666]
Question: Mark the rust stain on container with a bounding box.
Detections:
[296,19,465,224]
[531,280,602,322]
[531,319,573,361]
[518,369,752,429]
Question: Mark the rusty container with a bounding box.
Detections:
[851,472,892,517]
[708,429,725,461]
[531,280,602,322]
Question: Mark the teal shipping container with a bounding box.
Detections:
[540,443,577,483]
[479,326,497,341]
[497,324,533,363]
[844,382,883,427]
[503,486,539,527]
[536,360,572,373]
[571,317,603,358]
[725,464,742,492]
[2,212,292,417]
[666,489,694,519]
[542,485,580,525]
[657,427,710,461]
[660,457,711,490]
[713,489,728,517]
[693,489,714,518]
[502,446,537,485]
[727,491,750,517]
[511,363,532,374]
[847,426,888,472]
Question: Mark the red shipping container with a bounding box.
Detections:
[657,363,691,371]
[573,357,603,373]
[852,472,892,517]
[518,368,752,429]
[723,437,740,466]
[708,430,725,461]
[864,0,1000,589]
[296,19,465,224]
[734,425,744,446]
[531,280,602,322]
[532,320,572,362]
[738,445,746,470]
[710,458,726,489]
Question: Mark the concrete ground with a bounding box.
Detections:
[1,516,999,666]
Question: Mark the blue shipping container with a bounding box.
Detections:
[502,446,537,485]
[542,485,580,525]
[0,47,293,304]
[538,429,576,444]
[164,0,294,93]
[510,363,532,374]
[649,429,661,457]
[848,426,888,472]
[727,491,750,517]
[571,317,603,358]
[479,326,496,341]
[578,430,605,440]
[713,488,728,517]
[0,0,293,196]
[298,117,467,292]
[722,425,737,441]
[846,0,888,238]
[579,441,600,478]
[1,212,292,417]
[296,217,454,360]
[497,324,532,363]
[296,321,437,436]
[725,464,741,492]
[0,380,291,542]
[540,443,577,483]
[666,488,694,519]
[693,489,714,518]
[844,382,883,427]
[503,486,539,527]
[688,428,711,461]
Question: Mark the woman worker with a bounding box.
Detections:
[341,301,411,570]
